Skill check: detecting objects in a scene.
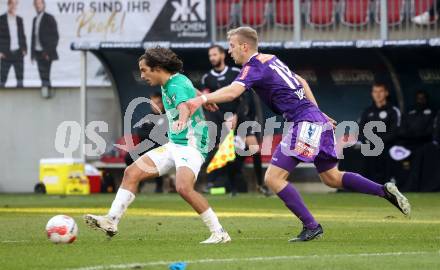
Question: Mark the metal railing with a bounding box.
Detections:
[211,0,439,42]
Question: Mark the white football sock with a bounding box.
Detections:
[200,207,223,233]
[107,188,135,224]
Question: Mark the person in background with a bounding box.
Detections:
[31,0,59,88]
[200,45,242,193]
[201,44,269,195]
[358,82,401,184]
[125,92,168,193]
[0,0,27,88]
[398,90,434,149]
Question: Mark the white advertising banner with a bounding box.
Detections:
[0,0,210,88]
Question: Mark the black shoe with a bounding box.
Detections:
[383,182,411,216]
[288,224,323,242]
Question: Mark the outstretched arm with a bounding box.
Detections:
[187,83,246,115]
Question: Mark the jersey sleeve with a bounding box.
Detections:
[169,84,195,107]
[233,64,262,89]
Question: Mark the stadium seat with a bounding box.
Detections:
[411,0,437,24]
[375,0,405,26]
[240,0,271,27]
[216,0,237,28]
[274,0,296,26]
[306,0,336,27]
[340,0,371,26]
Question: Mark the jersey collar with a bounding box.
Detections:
[162,73,179,90]
[245,52,259,65]
[210,66,229,77]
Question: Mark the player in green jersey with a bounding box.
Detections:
[85,47,231,244]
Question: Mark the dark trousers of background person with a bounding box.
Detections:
[405,142,440,192]
[429,0,440,16]
[0,50,24,88]
[364,148,391,185]
[34,51,52,87]
[226,155,247,195]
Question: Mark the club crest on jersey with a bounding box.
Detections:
[298,122,322,148]
[295,88,305,100]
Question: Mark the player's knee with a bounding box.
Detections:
[122,165,142,184]
[175,183,193,197]
[321,172,343,188]
[264,170,279,188]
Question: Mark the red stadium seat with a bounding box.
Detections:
[411,0,437,24]
[306,0,336,27]
[340,0,371,26]
[216,0,235,27]
[274,0,296,26]
[241,0,271,27]
[375,0,405,26]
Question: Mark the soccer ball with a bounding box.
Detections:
[46,215,78,244]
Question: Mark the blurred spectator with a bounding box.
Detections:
[125,91,168,193]
[398,90,434,149]
[358,82,401,184]
[0,0,27,88]
[412,0,439,25]
[200,45,268,195]
[433,110,440,144]
[235,89,271,196]
[390,90,434,191]
[405,110,440,192]
[200,45,243,193]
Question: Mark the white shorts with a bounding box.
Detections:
[145,142,205,178]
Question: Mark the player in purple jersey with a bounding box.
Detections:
[186,27,411,242]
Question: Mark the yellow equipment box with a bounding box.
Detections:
[39,158,90,195]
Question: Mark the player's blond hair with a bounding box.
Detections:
[227,27,258,49]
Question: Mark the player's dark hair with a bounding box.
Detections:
[138,47,183,73]
[149,91,162,99]
[208,44,225,54]
[415,89,428,97]
[372,82,388,92]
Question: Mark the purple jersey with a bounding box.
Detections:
[234,53,338,171]
[233,53,321,122]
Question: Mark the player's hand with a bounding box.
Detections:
[203,102,219,112]
[186,96,205,115]
[323,113,337,129]
[172,120,186,133]
[0,52,4,59]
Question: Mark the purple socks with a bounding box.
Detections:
[277,184,318,230]
[342,172,385,197]
[276,172,384,230]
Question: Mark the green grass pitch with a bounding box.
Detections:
[0,193,439,270]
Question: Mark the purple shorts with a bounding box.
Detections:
[271,113,338,173]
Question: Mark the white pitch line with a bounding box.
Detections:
[69,250,440,270]
[1,240,30,243]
